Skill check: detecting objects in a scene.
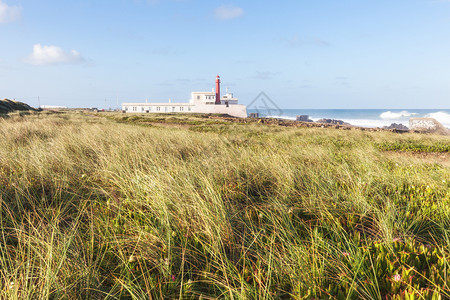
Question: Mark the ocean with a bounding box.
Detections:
[246,109,450,129]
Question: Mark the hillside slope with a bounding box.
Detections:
[0,98,36,114]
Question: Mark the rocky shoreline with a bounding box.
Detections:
[211,115,403,132]
[210,114,450,135]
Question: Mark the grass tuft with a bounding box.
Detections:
[0,112,449,298]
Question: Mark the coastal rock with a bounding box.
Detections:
[316,118,351,126]
[383,123,409,131]
[409,118,450,135]
[296,115,313,122]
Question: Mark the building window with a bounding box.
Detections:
[188,107,191,111]
[141,107,144,111]
[197,96,200,99]
[180,106,184,111]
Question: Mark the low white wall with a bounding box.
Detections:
[122,103,247,118]
[192,104,247,118]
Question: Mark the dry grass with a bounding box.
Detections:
[0,111,449,299]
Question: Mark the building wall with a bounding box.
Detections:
[123,89,247,118]
[122,102,247,118]
[190,92,239,106]
[122,103,194,113]
[191,104,247,118]
[191,92,216,105]
[220,93,238,105]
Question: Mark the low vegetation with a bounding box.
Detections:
[0,111,449,299]
[0,99,36,114]
[377,141,450,153]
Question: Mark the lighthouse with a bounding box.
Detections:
[215,75,221,105]
[122,74,247,117]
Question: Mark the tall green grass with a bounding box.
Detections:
[0,111,449,299]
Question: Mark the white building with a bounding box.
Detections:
[122,75,247,118]
[40,105,68,109]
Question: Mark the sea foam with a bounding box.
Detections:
[380,111,417,120]
[259,110,450,129]
[266,115,297,121]
[340,119,395,128]
[425,111,450,128]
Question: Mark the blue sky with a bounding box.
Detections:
[1,0,450,109]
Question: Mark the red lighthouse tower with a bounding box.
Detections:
[215,75,221,105]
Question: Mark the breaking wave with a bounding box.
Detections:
[425,111,450,128]
[341,119,398,128]
[258,110,450,129]
[380,111,417,120]
[266,115,297,120]
[264,116,395,128]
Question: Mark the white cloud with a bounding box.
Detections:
[214,4,244,20]
[24,44,85,66]
[0,0,21,23]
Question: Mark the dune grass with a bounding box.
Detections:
[0,111,449,299]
